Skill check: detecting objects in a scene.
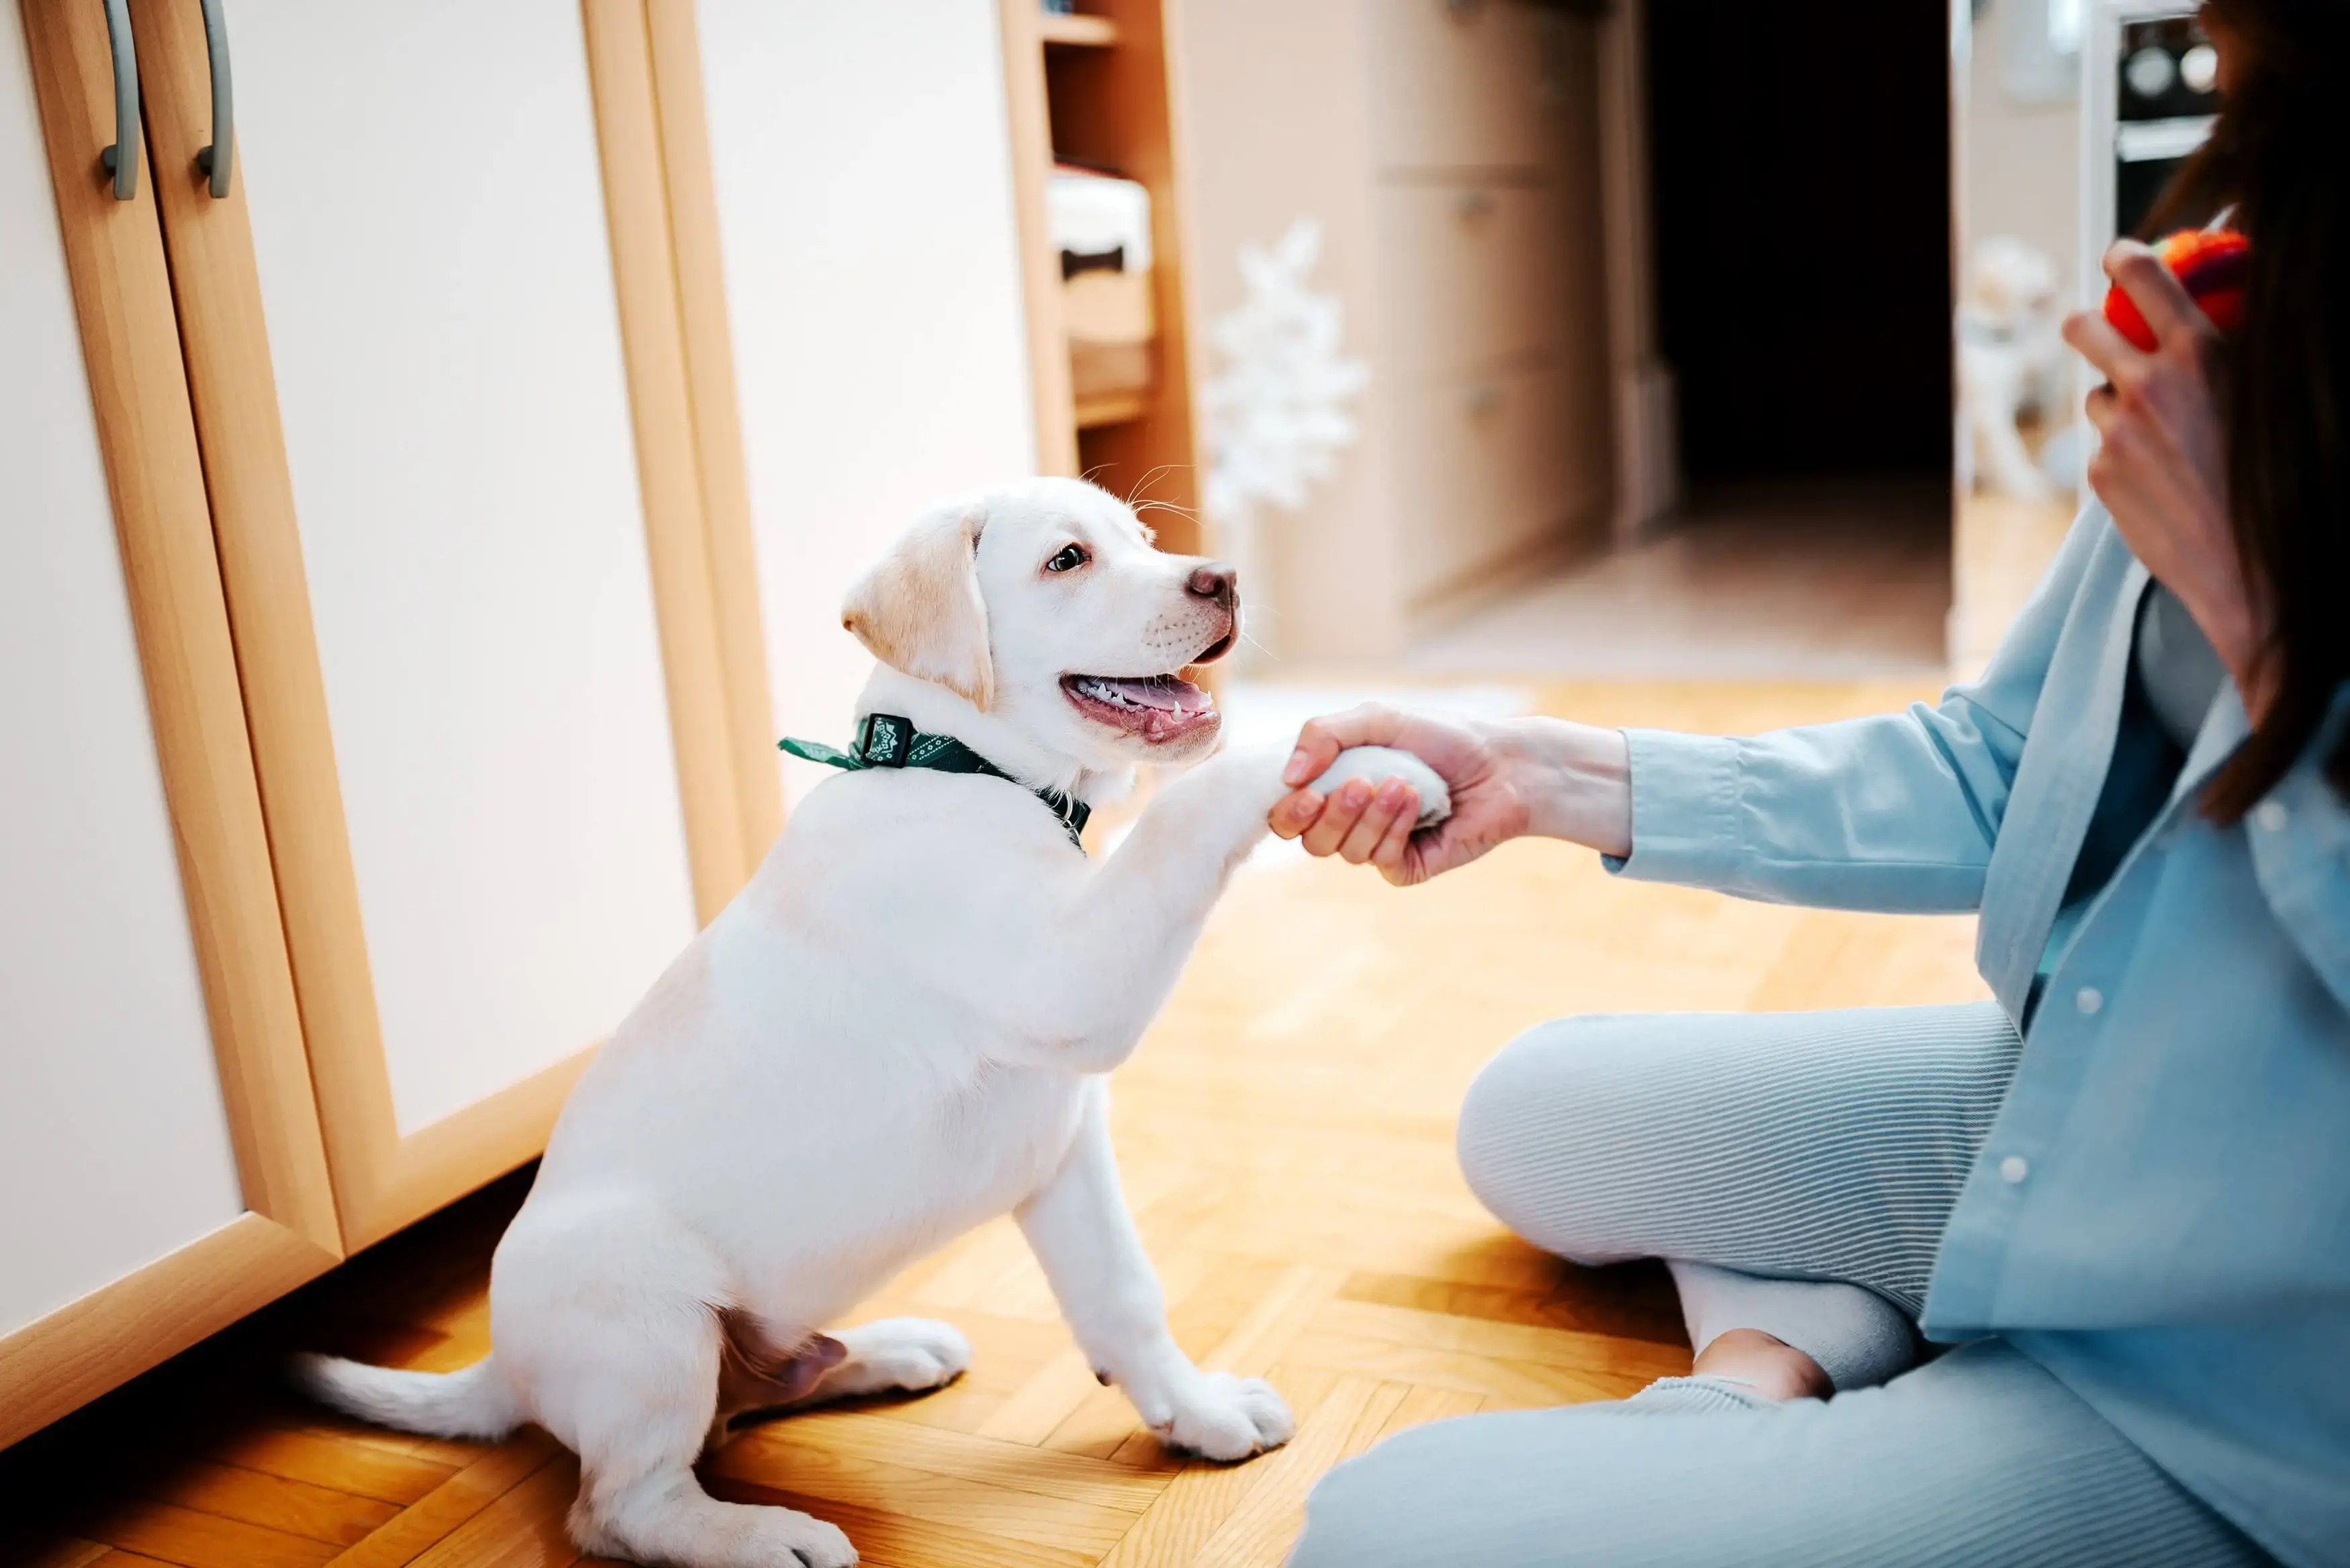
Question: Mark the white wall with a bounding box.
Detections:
[1966,0,2084,293]
[698,1,1038,800]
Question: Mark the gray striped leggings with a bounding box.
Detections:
[1288,1003,2272,1567]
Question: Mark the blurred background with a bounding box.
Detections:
[737,0,2217,783]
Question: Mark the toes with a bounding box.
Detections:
[919,1322,974,1380]
[1164,1373,1294,1461]
[870,1318,972,1385]
[783,1518,857,1568]
[839,1318,971,1395]
[904,1350,962,1390]
[1233,1376,1296,1447]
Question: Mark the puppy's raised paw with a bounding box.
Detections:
[1152,1371,1295,1462]
[1316,745,1451,829]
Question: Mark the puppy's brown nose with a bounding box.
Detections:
[1186,562,1238,610]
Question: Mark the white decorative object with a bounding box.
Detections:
[1047,168,1153,271]
[1202,219,1368,663]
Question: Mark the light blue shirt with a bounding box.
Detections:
[1613,505,2350,1567]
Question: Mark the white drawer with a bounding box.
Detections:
[1365,0,1569,172]
[1392,360,1607,603]
[1374,179,1577,375]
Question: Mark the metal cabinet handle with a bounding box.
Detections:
[99,0,137,200]
[194,0,232,197]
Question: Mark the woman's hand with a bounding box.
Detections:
[2062,240,2269,713]
[1266,705,1632,886]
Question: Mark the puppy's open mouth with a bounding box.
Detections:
[1060,670,1221,743]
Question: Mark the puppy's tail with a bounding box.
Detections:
[291,1351,522,1441]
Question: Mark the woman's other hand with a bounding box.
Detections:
[1268,705,1632,886]
[2063,240,2268,712]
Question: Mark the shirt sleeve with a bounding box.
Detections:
[1606,506,2108,913]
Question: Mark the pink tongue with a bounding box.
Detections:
[1108,677,1209,714]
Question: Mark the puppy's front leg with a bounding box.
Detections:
[1017,1081,1292,1460]
[1004,746,1291,1073]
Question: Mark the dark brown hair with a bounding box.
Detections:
[2145,0,2350,818]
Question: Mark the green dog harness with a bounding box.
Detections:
[779,713,1092,851]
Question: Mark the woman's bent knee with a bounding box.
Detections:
[1456,1015,1662,1262]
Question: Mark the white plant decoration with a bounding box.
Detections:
[1202,219,1368,665]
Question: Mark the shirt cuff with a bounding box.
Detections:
[1601,729,1746,888]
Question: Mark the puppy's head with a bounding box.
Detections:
[841,478,1236,768]
[1964,236,2059,324]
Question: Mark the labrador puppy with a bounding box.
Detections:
[296,478,1313,1568]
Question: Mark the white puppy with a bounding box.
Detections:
[1959,235,2070,502]
[294,478,1360,1568]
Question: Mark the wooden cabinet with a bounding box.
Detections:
[1177,0,1617,652]
[128,0,751,1254]
[2,0,776,1442]
[1,0,338,1447]
[1364,0,1574,170]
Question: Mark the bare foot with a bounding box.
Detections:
[1693,1328,1832,1401]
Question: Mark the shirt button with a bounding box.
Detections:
[2253,801,2289,832]
[2000,1155,2030,1184]
[2075,987,2104,1015]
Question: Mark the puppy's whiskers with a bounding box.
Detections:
[1123,464,1196,509]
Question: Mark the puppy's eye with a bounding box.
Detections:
[1044,544,1088,573]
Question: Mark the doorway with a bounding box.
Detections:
[1419,0,1958,679]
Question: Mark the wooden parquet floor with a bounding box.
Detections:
[3,679,1995,1568]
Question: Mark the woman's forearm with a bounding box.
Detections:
[1491,718,1634,859]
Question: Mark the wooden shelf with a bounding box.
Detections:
[998,0,1203,553]
[1039,12,1119,47]
[1073,387,1149,429]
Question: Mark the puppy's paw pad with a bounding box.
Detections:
[1162,1371,1294,1461]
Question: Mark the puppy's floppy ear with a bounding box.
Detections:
[841,503,994,709]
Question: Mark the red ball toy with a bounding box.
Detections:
[2102,228,2250,350]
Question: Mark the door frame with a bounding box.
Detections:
[123,0,778,1252]
[3,0,341,1449]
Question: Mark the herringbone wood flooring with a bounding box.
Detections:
[4,678,1997,1568]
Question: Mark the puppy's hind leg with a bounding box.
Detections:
[814,1318,972,1400]
[715,1316,972,1438]
[502,1223,856,1567]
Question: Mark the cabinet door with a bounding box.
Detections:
[130,0,741,1246]
[696,0,1038,797]
[3,0,336,1447]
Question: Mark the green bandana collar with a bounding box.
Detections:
[780,713,1092,851]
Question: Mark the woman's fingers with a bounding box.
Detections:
[2083,383,2118,434]
[1268,787,1326,841]
[1275,770,1429,877]
[2062,306,2143,387]
[1368,794,1421,884]
[1284,703,1405,787]
[1299,777,1377,856]
[2103,238,2203,346]
[1335,779,1416,865]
